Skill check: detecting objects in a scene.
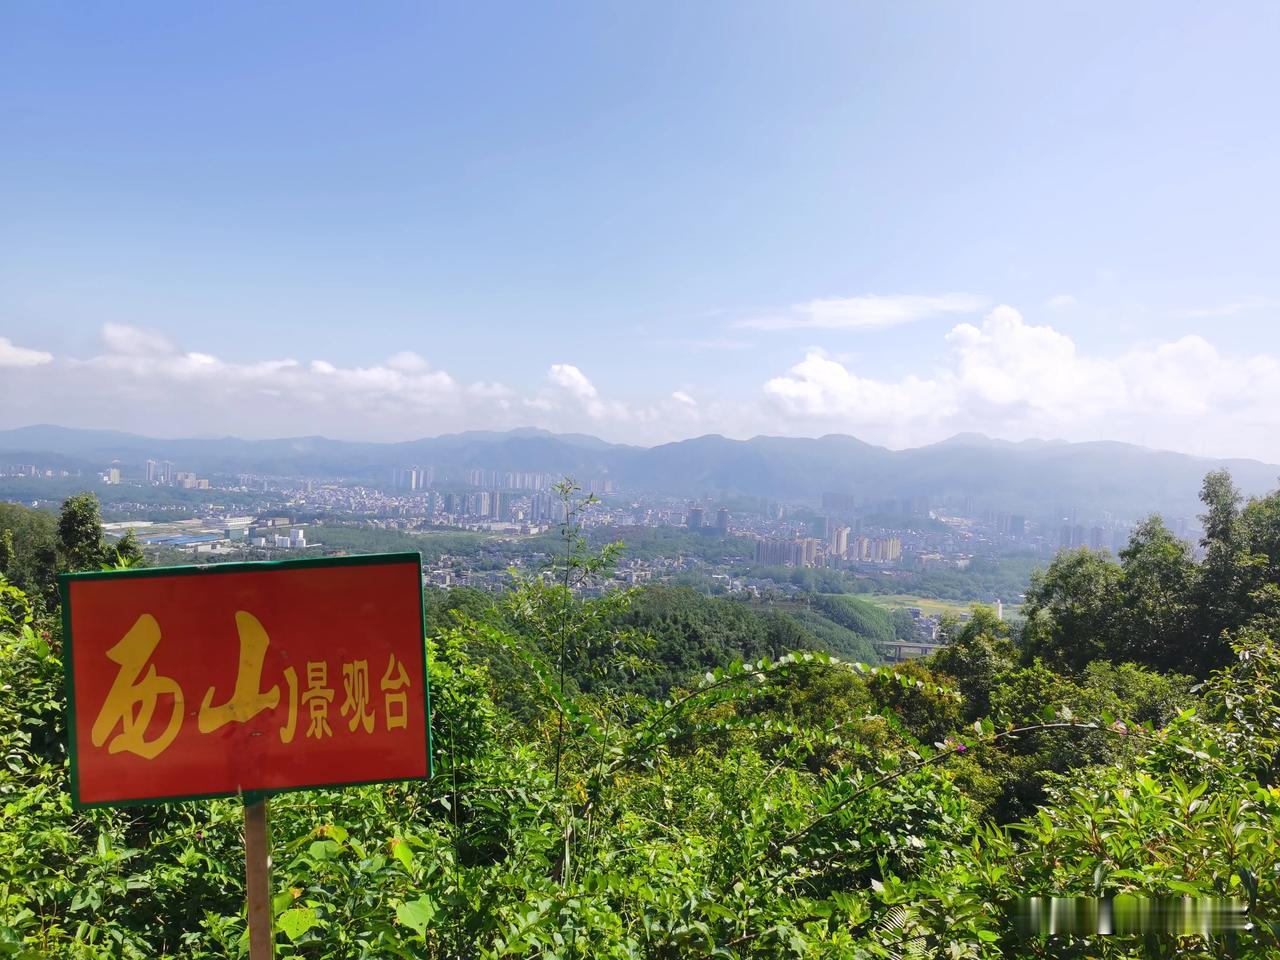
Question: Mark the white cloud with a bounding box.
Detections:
[541,364,706,429]
[763,305,1280,458]
[386,350,429,372]
[0,337,54,367]
[0,323,511,440]
[101,322,176,356]
[736,293,987,331]
[942,305,1124,421]
[764,352,950,425]
[0,328,677,440]
[547,363,598,400]
[6,312,1279,458]
[545,363,631,421]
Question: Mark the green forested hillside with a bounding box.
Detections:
[852,555,1041,603]
[423,584,891,699]
[608,587,891,694]
[743,558,1037,605]
[0,501,58,603]
[3,473,1280,957]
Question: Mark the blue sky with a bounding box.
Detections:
[3,2,1279,459]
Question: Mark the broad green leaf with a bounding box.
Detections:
[277,908,319,943]
[391,838,415,873]
[397,896,437,936]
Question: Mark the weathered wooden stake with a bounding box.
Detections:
[244,795,274,960]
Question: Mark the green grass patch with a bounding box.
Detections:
[866,593,993,618]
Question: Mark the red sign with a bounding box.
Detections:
[60,553,430,808]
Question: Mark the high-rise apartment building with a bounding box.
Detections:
[715,507,730,534]
[391,466,436,491]
[849,535,899,563]
[754,537,821,567]
[883,537,901,563]
[828,525,850,560]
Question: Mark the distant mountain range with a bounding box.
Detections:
[1,424,1276,519]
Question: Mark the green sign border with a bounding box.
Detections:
[59,551,433,811]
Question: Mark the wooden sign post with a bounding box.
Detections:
[59,553,433,954]
[244,795,274,960]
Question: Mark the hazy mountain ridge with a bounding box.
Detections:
[1,425,1276,517]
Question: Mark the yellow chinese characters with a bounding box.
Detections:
[91,608,415,760]
[341,660,375,733]
[381,654,412,730]
[198,612,280,733]
[91,614,184,760]
[303,662,335,738]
